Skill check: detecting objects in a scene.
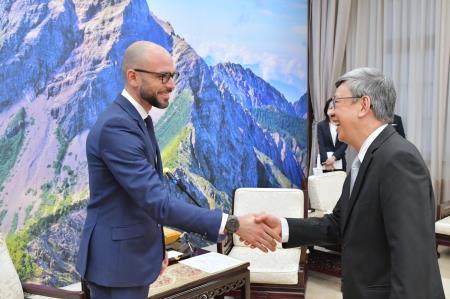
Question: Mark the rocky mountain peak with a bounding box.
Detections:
[211,62,297,116]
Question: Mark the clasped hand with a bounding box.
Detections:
[234,213,282,252]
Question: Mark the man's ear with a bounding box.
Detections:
[127,69,139,88]
[358,95,372,117]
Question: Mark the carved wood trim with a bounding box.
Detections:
[190,277,247,299]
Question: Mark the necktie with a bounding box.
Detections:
[144,116,162,176]
[350,157,361,195]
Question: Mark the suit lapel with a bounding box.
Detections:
[114,95,158,161]
[341,125,396,233]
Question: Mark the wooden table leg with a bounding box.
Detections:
[240,270,250,299]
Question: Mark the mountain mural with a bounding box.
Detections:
[0,0,308,286]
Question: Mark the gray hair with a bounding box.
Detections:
[335,67,396,123]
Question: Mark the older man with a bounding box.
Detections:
[76,41,279,299]
[258,68,444,299]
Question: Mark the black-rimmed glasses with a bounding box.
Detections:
[134,69,180,84]
[331,96,361,109]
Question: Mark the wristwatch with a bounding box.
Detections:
[225,215,240,233]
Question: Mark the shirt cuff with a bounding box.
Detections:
[219,213,228,234]
[280,217,289,243]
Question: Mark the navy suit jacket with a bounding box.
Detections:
[76,95,222,287]
[317,120,348,170]
[284,126,444,298]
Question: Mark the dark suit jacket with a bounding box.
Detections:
[76,95,222,287]
[317,120,348,170]
[285,126,444,299]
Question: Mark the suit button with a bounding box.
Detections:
[157,224,161,228]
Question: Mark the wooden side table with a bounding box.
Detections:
[149,256,250,299]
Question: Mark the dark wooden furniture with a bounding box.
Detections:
[23,282,86,299]
[148,251,250,299]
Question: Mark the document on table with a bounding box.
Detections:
[167,250,184,260]
[179,252,243,273]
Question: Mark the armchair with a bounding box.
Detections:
[308,171,346,216]
[436,201,450,249]
[307,171,346,277]
[217,188,307,298]
[0,234,86,299]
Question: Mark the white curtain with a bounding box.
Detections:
[310,0,450,204]
[309,0,352,172]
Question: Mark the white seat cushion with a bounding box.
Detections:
[436,216,450,235]
[0,234,24,299]
[308,171,346,212]
[232,188,304,248]
[228,246,301,285]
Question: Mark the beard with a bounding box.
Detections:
[139,86,170,109]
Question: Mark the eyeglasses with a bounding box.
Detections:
[134,69,180,84]
[330,96,361,109]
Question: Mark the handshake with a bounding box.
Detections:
[231,214,282,253]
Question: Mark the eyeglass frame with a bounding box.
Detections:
[330,96,362,109]
[133,69,180,84]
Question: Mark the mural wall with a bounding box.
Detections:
[0,0,308,286]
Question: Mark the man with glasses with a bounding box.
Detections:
[76,41,280,299]
[257,68,444,298]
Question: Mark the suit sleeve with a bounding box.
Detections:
[317,121,328,163]
[283,194,343,248]
[333,141,348,160]
[99,117,222,241]
[380,149,435,298]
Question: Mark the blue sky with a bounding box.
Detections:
[147,0,308,102]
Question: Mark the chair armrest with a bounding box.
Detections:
[300,245,308,265]
[217,233,233,254]
[22,282,86,299]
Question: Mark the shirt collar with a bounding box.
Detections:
[357,124,388,163]
[121,89,149,120]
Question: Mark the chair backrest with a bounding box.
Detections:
[308,171,346,212]
[232,188,304,247]
[0,234,24,299]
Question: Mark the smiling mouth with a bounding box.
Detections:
[160,92,171,98]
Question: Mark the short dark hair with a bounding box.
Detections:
[323,98,333,122]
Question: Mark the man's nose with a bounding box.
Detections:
[166,78,175,90]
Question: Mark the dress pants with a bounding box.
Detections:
[87,281,150,299]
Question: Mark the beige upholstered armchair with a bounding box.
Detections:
[307,171,346,270]
[217,188,307,298]
[436,201,450,254]
[0,234,86,299]
[308,171,346,216]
